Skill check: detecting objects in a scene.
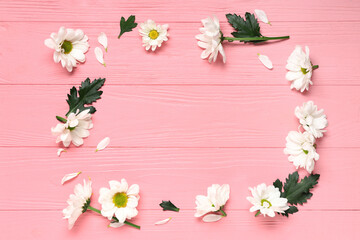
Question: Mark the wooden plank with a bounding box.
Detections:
[0,210,357,239]
[0,85,357,147]
[0,21,359,85]
[0,147,358,210]
[1,0,360,22]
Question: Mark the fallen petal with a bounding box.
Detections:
[94,47,106,66]
[96,137,110,152]
[57,148,66,157]
[202,214,223,222]
[61,172,81,185]
[257,53,273,69]
[98,32,108,52]
[108,222,124,228]
[155,217,172,225]
[255,9,271,25]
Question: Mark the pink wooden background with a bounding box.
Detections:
[0,0,359,239]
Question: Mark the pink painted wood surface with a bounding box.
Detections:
[0,0,359,239]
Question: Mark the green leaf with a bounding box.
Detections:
[118,15,138,38]
[282,172,320,205]
[66,78,105,116]
[281,206,299,217]
[226,12,263,42]
[273,179,283,192]
[159,200,180,212]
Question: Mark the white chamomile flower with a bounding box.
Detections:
[44,27,89,72]
[284,131,319,174]
[196,15,226,63]
[139,20,169,51]
[247,183,289,217]
[286,45,318,92]
[295,101,328,138]
[51,109,93,147]
[98,179,140,223]
[63,179,92,229]
[195,184,230,218]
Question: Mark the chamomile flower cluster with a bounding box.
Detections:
[63,178,141,230]
[284,101,328,173]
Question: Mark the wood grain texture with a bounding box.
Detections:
[0,85,358,147]
[1,0,360,22]
[0,21,359,85]
[0,147,358,210]
[1,0,359,238]
[0,210,358,240]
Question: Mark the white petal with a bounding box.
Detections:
[257,54,273,69]
[155,217,172,225]
[108,222,124,228]
[61,171,81,185]
[57,148,66,157]
[94,47,106,66]
[255,9,270,24]
[96,137,110,152]
[98,32,108,52]
[202,214,223,222]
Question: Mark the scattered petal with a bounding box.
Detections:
[108,222,125,228]
[94,47,106,67]
[155,217,172,225]
[98,32,108,52]
[254,9,271,25]
[61,172,82,185]
[202,214,223,222]
[57,148,66,157]
[96,137,110,152]
[257,53,273,69]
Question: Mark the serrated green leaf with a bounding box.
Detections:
[66,78,105,116]
[273,179,283,192]
[118,15,138,38]
[281,206,299,217]
[159,200,180,212]
[226,12,262,42]
[282,172,320,205]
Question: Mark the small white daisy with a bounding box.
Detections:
[51,109,93,147]
[196,16,226,63]
[286,45,318,92]
[284,131,319,173]
[295,101,328,138]
[98,179,140,223]
[44,27,89,72]
[247,183,289,217]
[195,184,230,218]
[139,20,169,51]
[63,179,92,229]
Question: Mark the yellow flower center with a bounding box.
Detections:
[301,67,309,75]
[148,30,159,40]
[113,192,128,208]
[61,40,73,54]
[261,199,272,208]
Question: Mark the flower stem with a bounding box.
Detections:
[56,116,67,123]
[87,205,141,230]
[255,211,261,217]
[219,206,227,217]
[312,65,319,70]
[223,35,289,42]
